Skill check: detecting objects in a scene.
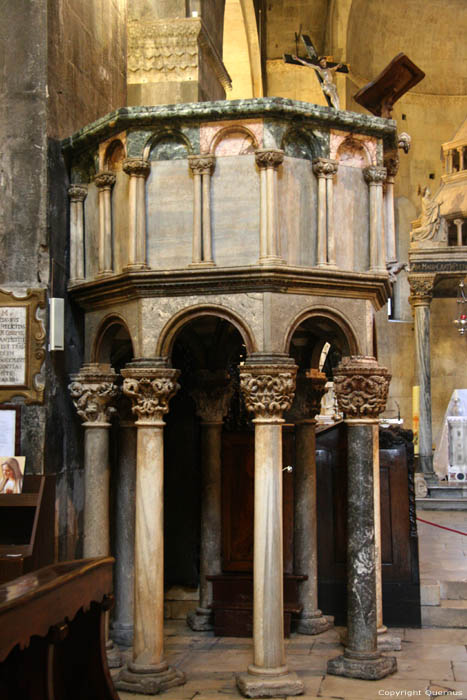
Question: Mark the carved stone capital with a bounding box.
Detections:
[239,363,297,421]
[191,370,233,423]
[94,171,116,189]
[188,155,216,176]
[363,165,387,185]
[68,184,88,202]
[333,356,391,420]
[255,149,284,170]
[123,158,151,178]
[288,369,328,423]
[121,367,180,423]
[312,157,338,178]
[408,275,434,306]
[69,363,119,425]
[383,154,399,179]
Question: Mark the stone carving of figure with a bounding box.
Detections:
[292,55,342,109]
[411,186,447,243]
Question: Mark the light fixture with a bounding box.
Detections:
[453,279,467,335]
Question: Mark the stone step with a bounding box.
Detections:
[421,599,467,627]
[440,580,467,600]
[429,484,467,498]
[416,497,467,510]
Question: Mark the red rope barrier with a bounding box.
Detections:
[416,516,467,536]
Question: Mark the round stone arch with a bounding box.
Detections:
[142,129,193,161]
[283,306,360,359]
[91,313,135,365]
[156,304,258,359]
[208,124,259,155]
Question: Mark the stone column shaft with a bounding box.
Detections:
[327,356,397,681]
[123,158,151,269]
[312,158,338,268]
[446,149,453,174]
[189,156,215,266]
[364,166,387,273]
[95,171,116,275]
[193,172,202,263]
[316,174,327,266]
[236,358,303,698]
[68,185,87,282]
[202,171,213,263]
[454,218,463,246]
[117,363,185,695]
[458,147,464,171]
[326,176,336,266]
[384,156,399,265]
[255,150,284,264]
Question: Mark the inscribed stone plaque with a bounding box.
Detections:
[0,289,46,404]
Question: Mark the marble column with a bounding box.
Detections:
[409,276,437,485]
[116,360,185,695]
[236,355,303,698]
[187,370,233,631]
[188,155,216,266]
[68,184,87,282]
[446,149,453,174]
[123,158,151,270]
[383,155,399,266]
[363,166,387,273]
[255,150,284,264]
[312,158,338,268]
[327,356,397,680]
[454,219,464,246]
[458,147,464,171]
[68,362,122,668]
[95,171,116,275]
[288,369,333,635]
[111,398,137,647]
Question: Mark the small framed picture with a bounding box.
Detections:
[0,457,26,494]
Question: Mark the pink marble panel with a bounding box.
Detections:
[200,119,263,155]
[330,129,377,168]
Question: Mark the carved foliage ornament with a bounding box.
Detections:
[408,275,434,303]
[188,155,216,176]
[69,365,119,424]
[333,356,390,419]
[239,365,297,420]
[383,154,399,178]
[94,171,116,189]
[67,184,88,202]
[122,369,180,422]
[363,165,387,185]
[255,149,284,170]
[312,157,338,178]
[122,158,151,178]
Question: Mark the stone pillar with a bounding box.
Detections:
[95,171,116,275]
[116,360,185,695]
[458,147,464,171]
[327,356,397,681]
[111,398,137,648]
[446,149,453,175]
[68,184,87,282]
[188,156,216,266]
[409,276,437,485]
[68,362,121,669]
[123,158,151,270]
[363,166,387,273]
[236,355,303,698]
[383,156,399,265]
[187,370,233,631]
[312,158,338,268]
[255,150,284,265]
[454,218,464,246]
[288,369,333,635]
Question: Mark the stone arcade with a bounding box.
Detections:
[64,99,400,693]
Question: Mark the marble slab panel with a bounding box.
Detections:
[279,157,317,267]
[84,183,99,279]
[334,165,369,272]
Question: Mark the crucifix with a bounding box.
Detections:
[284,35,349,110]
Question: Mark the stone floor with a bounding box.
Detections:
[117,509,467,700]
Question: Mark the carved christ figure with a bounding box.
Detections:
[411,186,447,243]
[292,55,342,109]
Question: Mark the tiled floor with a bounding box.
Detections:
[117,510,467,700]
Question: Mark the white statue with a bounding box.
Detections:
[411,186,447,243]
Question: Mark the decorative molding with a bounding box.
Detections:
[287,369,328,423]
[121,367,180,423]
[68,184,88,202]
[312,157,338,178]
[239,363,297,420]
[363,166,387,185]
[333,356,390,419]
[254,149,284,170]
[122,158,151,178]
[94,171,116,189]
[188,155,216,176]
[0,288,46,405]
[69,363,119,424]
[408,275,434,305]
[191,370,233,423]
[383,154,399,179]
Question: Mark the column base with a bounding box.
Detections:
[111,621,134,647]
[236,671,303,698]
[106,639,123,669]
[186,607,213,631]
[123,263,150,272]
[294,613,334,635]
[188,261,216,268]
[115,662,186,695]
[258,256,285,266]
[327,653,397,680]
